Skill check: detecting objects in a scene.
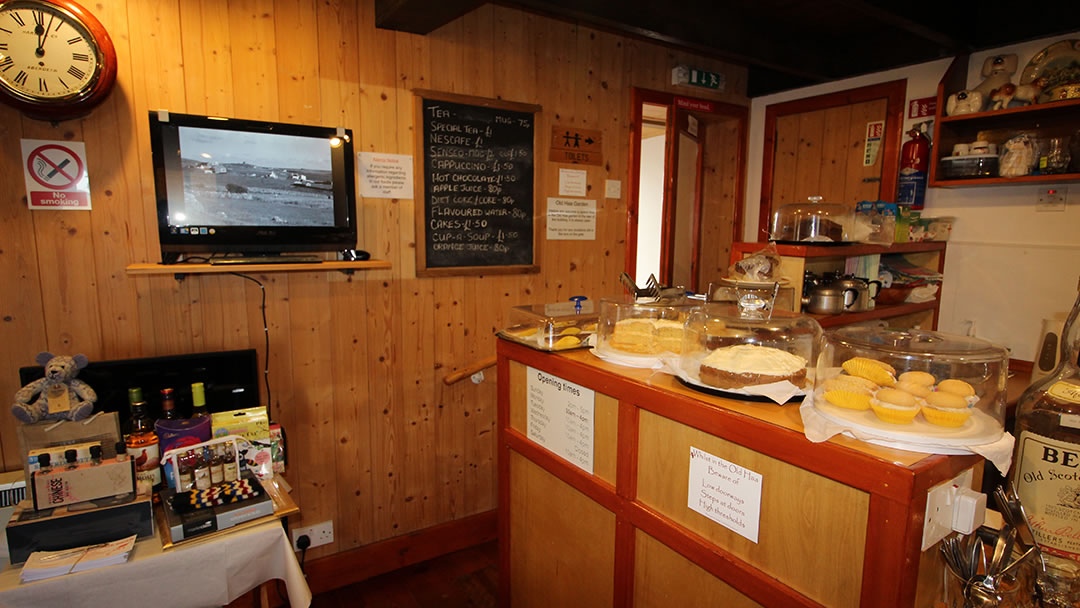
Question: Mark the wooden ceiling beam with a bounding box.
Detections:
[831,0,967,52]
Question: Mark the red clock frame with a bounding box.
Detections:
[0,0,117,121]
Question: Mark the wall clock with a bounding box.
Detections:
[0,0,117,121]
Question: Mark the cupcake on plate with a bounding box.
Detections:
[921,391,973,427]
[870,388,920,424]
[842,357,896,387]
[821,375,874,410]
[898,370,936,387]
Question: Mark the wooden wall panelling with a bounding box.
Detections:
[596,30,628,292]
[427,16,470,526]
[771,114,799,210]
[275,0,341,559]
[819,105,851,204]
[0,105,48,471]
[460,5,498,518]
[23,118,105,360]
[317,0,372,552]
[843,99,888,207]
[792,109,825,201]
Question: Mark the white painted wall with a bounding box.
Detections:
[743,34,1080,360]
[636,134,666,285]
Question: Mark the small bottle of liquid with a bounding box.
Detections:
[89,445,102,465]
[37,452,52,474]
[223,443,239,482]
[160,388,179,420]
[177,450,195,492]
[64,449,78,469]
[191,382,210,419]
[193,448,211,490]
[209,445,225,485]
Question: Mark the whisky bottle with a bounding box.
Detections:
[193,448,211,490]
[160,388,179,420]
[125,388,162,495]
[209,445,225,485]
[1010,276,1080,606]
[223,444,239,482]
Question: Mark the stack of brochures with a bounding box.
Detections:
[20,535,137,582]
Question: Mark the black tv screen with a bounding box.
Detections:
[149,111,358,263]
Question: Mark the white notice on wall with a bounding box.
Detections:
[546,197,596,241]
[604,179,621,199]
[526,367,595,474]
[558,167,588,197]
[358,152,414,199]
[688,446,763,543]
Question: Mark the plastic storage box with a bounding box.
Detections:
[770,196,853,243]
[940,155,998,179]
[499,300,598,352]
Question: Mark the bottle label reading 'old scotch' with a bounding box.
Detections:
[1016,430,1080,560]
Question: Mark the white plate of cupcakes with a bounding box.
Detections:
[811,356,1003,447]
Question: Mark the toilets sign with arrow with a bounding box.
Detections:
[549,126,602,166]
[20,139,93,210]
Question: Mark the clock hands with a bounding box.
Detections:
[35,14,54,57]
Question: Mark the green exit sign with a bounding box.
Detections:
[672,65,726,92]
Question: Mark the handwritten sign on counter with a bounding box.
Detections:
[688,446,763,543]
[526,367,595,474]
[413,90,542,277]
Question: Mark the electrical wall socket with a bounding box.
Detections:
[291,520,334,551]
[921,468,979,550]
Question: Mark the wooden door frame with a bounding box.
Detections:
[757,79,907,241]
[626,88,748,282]
[663,111,705,290]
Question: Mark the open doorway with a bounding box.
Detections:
[628,89,748,293]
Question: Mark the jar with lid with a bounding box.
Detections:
[770,196,852,244]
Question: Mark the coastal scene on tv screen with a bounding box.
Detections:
[175,126,335,227]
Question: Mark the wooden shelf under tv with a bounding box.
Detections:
[125,260,391,279]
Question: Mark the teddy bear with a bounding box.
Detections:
[12,352,97,423]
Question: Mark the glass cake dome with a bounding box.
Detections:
[814,327,1008,430]
[677,303,823,398]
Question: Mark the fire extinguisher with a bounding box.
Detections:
[897,128,929,209]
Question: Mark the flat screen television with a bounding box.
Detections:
[148,111,358,264]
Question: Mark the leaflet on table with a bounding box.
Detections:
[20,534,136,582]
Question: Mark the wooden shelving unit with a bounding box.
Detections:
[730,241,946,329]
[929,55,1080,188]
[126,260,391,280]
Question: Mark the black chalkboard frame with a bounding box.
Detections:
[413,89,542,277]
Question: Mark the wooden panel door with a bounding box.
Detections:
[758,80,906,241]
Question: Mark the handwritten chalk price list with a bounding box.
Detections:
[687,446,763,543]
[420,97,535,269]
[526,367,595,474]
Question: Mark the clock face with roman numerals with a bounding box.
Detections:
[0,0,115,119]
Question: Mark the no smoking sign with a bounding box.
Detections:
[21,139,92,210]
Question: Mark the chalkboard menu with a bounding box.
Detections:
[414,90,541,276]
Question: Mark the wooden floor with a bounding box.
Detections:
[309,541,499,607]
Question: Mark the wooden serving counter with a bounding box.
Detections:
[496,339,985,608]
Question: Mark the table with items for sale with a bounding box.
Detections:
[0,475,308,608]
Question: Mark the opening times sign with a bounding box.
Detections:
[21,139,92,210]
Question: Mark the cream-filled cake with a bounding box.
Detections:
[608,318,685,355]
[698,344,807,389]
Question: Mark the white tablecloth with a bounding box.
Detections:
[0,520,311,608]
